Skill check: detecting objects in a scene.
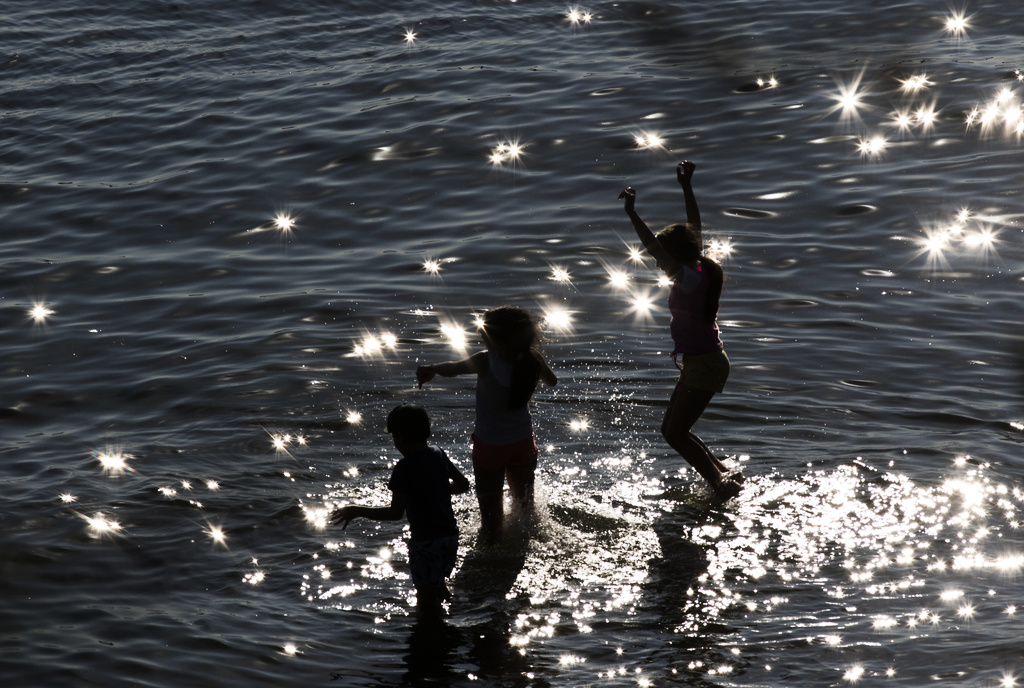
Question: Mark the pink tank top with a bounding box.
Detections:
[667,262,723,355]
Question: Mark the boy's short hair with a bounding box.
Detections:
[386,403,431,440]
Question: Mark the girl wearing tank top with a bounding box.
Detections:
[618,161,742,499]
[417,306,557,539]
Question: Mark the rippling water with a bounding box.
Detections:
[3,1,1023,686]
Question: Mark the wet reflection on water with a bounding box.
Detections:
[305,443,1023,684]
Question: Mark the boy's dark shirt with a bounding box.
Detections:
[387,446,460,542]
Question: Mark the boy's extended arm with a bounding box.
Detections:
[417,350,487,388]
[332,492,407,529]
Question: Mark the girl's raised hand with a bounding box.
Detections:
[618,186,636,213]
[676,160,696,185]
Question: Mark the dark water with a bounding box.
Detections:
[2,1,1023,686]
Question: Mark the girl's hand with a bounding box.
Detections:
[676,160,695,185]
[331,506,355,529]
[416,365,436,388]
[618,187,636,213]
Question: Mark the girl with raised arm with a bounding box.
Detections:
[618,161,741,499]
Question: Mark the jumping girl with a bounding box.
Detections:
[416,306,557,537]
[618,161,742,499]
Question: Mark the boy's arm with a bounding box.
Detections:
[332,492,407,529]
[448,461,471,495]
[676,160,702,247]
[618,187,679,271]
[417,350,487,388]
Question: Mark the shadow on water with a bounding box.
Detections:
[446,526,534,686]
[403,614,465,687]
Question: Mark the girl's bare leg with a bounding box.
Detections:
[473,463,505,537]
[505,459,537,515]
[661,379,737,494]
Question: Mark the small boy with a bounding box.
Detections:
[332,403,470,612]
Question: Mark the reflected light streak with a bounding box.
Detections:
[440,321,468,353]
[273,213,295,234]
[900,74,932,92]
[204,523,227,547]
[490,139,525,167]
[84,513,122,536]
[244,570,266,585]
[944,10,971,38]
[628,289,656,319]
[28,302,56,324]
[857,134,888,156]
[353,330,399,358]
[633,131,665,149]
[914,102,939,132]
[549,265,573,285]
[889,109,914,132]
[542,304,574,333]
[843,665,865,683]
[828,69,869,124]
[704,238,733,263]
[966,85,1024,139]
[303,506,330,531]
[97,450,132,476]
[606,267,630,289]
[565,6,592,27]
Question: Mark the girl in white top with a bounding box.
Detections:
[417,306,557,539]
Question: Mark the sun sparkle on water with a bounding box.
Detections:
[565,6,592,27]
[542,304,574,332]
[28,302,55,324]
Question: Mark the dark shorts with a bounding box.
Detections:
[408,535,459,590]
[471,434,538,472]
[677,349,730,393]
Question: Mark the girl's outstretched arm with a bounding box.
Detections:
[417,350,488,388]
[619,187,679,273]
[676,160,702,248]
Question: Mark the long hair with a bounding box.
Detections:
[479,306,544,411]
[656,222,701,263]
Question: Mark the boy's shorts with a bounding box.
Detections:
[408,535,458,589]
[677,349,730,393]
[471,434,538,472]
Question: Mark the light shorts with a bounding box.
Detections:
[471,433,538,472]
[408,535,459,590]
[677,348,730,393]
